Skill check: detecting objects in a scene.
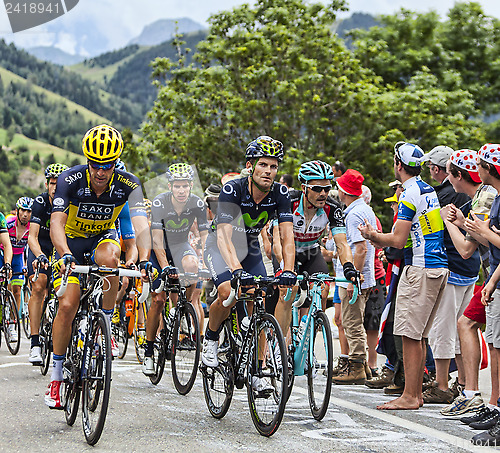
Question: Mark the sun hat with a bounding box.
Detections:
[336,169,364,197]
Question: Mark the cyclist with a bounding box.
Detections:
[45,124,151,409]
[202,136,296,379]
[142,163,209,375]
[27,163,68,365]
[5,197,33,323]
[269,160,357,309]
[0,211,13,330]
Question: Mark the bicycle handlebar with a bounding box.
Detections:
[221,276,280,307]
[154,269,212,294]
[56,265,150,303]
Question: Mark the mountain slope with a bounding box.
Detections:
[128,18,205,46]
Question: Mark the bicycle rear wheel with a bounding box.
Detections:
[3,290,20,355]
[171,302,200,395]
[307,310,333,421]
[39,304,51,376]
[62,328,80,426]
[22,284,31,339]
[201,321,234,419]
[149,336,166,385]
[133,301,147,364]
[247,313,287,437]
[82,311,112,446]
[112,303,128,359]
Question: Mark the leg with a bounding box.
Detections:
[28,273,48,337]
[334,302,349,356]
[490,344,499,405]
[366,329,379,369]
[458,317,481,391]
[146,291,166,342]
[378,336,422,410]
[434,358,452,391]
[274,287,292,338]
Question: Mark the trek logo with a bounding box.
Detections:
[165,218,189,229]
[238,211,269,228]
[77,203,114,221]
[5,0,79,33]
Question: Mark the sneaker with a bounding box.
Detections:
[8,325,18,343]
[29,346,43,366]
[366,366,394,389]
[251,376,274,397]
[272,340,282,371]
[440,393,484,417]
[112,306,120,324]
[461,405,491,425]
[142,356,155,376]
[384,383,404,395]
[470,409,500,430]
[44,380,63,409]
[450,378,465,399]
[422,383,454,404]
[422,370,436,392]
[110,335,119,358]
[201,338,219,368]
[472,419,500,446]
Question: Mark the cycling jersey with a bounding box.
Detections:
[397,176,447,268]
[213,177,292,242]
[0,212,7,234]
[151,192,209,245]
[115,202,135,240]
[52,165,146,238]
[288,189,345,253]
[31,192,53,255]
[4,214,29,255]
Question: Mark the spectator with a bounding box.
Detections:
[279,174,293,189]
[333,161,346,179]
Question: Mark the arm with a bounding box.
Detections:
[353,240,368,273]
[482,264,500,306]
[27,223,43,259]
[359,218,411,249]
[333,233,353,265]
[122,237,138,267]
[217,223,242,272]
[442,217,479,259]
[152,228,170,269]
[278,221,295,272]
[464,214,500,248]
[260,227,272,261]
[271,222,283,264]
[0,232,12,264]
[50,211,71,257]
[131,215,151,263]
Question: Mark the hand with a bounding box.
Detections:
[125,260,136,269]
[440,204,454,223]
[36,254,50,270]
[378,250,387,263]
[449,205,466,227]
[279,270,297,287]
[162,265,179,280]
[482,282,495,306]
[3,262,12,279]
[231,269,254,288]
[464,213,490,237]
[138,260,153,283]
[59,253,76,276]
[358,220,377,240]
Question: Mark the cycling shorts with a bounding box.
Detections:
[0,251,25,286]
[27,248,52,282]
[296,247,329,275]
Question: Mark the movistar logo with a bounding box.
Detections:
[165,218,189,229]
[239,211,268,228]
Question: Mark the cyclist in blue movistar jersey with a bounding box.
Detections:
[45,124,151,409]
[202,136,296,372]
[27,163,68,365]
[142,163,209,375]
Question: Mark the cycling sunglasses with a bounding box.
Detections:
[305,184,332,193]
[88,160,116,171]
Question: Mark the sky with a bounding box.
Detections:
[1,0,499,55]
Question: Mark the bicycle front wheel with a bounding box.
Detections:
[112,304,128,359]
[39,306,51,376]
[133,301,147,364]
[201,321,234,419]
[149,336,166,385]
[171,302,200,395]
[307,310,333,421]
[247,313,287,437]
[82,311,112,446]
[62,330,80,426]
[3,290,20,355]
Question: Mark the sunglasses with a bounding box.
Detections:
[306,184,332,193]
[88,160,116,171]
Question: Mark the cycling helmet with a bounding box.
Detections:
[114,158,127,171]
[245,136,284,162]
[45,163,69,179]
[298,160,334,183]
[166,163,194,182]
[16,196,34,210]
[82,124,123,163]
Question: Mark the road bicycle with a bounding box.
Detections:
[131,277,149,363]
[111,277,135,360]
[15,272,32,339]
[0,267,20,354]
[285,272,358,420]
[147,269,207,395]
[58,262,149,445]
[200,275,287,437]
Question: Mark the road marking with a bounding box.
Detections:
[0,362,31,368]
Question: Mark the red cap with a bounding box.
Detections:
[336,169,364,197]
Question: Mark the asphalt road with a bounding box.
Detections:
[0,336,497,453]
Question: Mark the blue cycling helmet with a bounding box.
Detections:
[245,136,284,162]
[16,196,34,210]
[115,158,127,171]
[298,160,334,183]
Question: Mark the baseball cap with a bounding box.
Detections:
[384,194,398,203]
[394,142,424,167]
[388,180,402,188]
[336,169,364,197]
[449,149,482,184]
[478,143,500,171]
[421,145,454,168]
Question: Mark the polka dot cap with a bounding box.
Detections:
[478,143,500,171]
[449,149,482,183]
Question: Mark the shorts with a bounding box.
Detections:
[393,265,448,341]
[27,248,52,281]
[463,284,486,325]
[485,289,500,348]
[364,277,386,331]
[296,247,329,275]
[0,252,25,286]
[52,229,120,287]
[332,285,341,304]
[150,244,199,291]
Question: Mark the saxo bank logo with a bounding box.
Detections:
[4,0,79,33]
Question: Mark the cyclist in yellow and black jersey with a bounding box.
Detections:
[45,124,151,409]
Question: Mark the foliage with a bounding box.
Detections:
[84,45,141,68]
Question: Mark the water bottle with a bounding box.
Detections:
[236,316,250,349]
[77,318,87,351]
[297,315,307,341]
[167,306,176,330]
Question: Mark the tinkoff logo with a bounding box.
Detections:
[4,0,79,33]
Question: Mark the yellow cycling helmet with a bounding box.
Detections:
[82,124,123,163]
